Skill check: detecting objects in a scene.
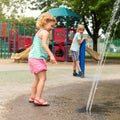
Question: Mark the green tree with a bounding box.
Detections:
[67,0,119,51]
[0,0,36,36]
[0,0,28,20]
[7,16,36,36]
[115,23,120,39]
[29,0,120,51]
[18,16,36,36]
[0,0,9,21]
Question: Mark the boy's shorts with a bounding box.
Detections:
[28,58,47,74]
[71,51,79,61]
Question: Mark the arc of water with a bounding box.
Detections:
[86,0,120,113]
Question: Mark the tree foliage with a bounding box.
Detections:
[1,0,119,51]
[0,0,28,20]
[8,16,36,36]
[67,0,119,51]
[0,0,36,36]
[29,0,120,51]
[0,0,10,21]
[18,16,36,36]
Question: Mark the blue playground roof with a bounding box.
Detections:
[48,7,81,18]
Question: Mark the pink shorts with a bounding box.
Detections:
[28,58,47,74]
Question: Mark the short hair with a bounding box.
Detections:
[36,12,56,28]
[77,24,85,32]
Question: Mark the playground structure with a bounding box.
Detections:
[10,27,76,62]
[9,30,33,52]
[52,27,76,62]
[0,21,78,62]
[0,7,106,66]
[8,24,101,62]
[0,20,102,63]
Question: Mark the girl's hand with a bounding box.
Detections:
[50,55,57,64]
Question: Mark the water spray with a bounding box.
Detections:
[86,0,120,113]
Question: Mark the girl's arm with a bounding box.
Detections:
[39,30,56,64]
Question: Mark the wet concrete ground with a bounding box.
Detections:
[0,60,120,120]
[3,80,120,120]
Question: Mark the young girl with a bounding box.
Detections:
[28,12,57,106]
[70,24,88,78]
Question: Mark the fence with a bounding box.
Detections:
[0,21,120,61]
[0,21,35,59]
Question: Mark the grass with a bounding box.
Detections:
[86,52,120,60]
[106,53,120,59]
[0,70,33,84]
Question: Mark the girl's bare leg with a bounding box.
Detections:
[30,74,39,98]
[35,70,46,100]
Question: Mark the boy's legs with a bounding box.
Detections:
[71,51,84,77]
[76,60,84,77]
[73,61,78,76]
[71,51,78,76]
[76,60,81,72]
[73,61,76,70]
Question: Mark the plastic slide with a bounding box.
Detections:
[11,46,31,62]
[86,46,101,61]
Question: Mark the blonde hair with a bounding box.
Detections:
[36,12,56,28]
[77,24,85,32]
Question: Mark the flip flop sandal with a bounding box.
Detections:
[29,97,35,103]
[34,99,49,106]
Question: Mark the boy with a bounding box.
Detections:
[70,24,88,78]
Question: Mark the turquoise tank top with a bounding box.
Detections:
[29,30,49,60]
